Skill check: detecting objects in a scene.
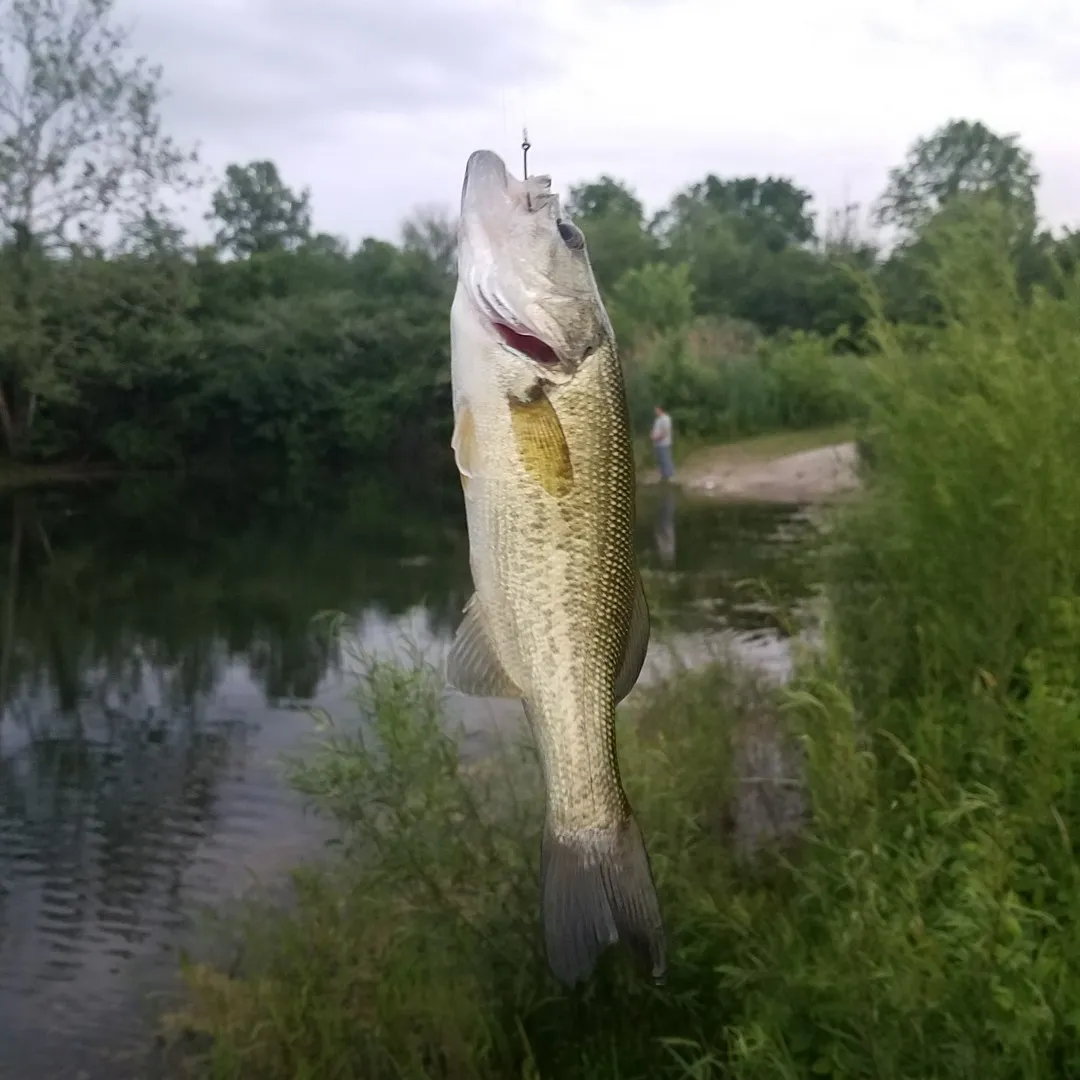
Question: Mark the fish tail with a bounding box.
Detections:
[539,815,667,987]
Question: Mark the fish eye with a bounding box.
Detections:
[556,219,585,251]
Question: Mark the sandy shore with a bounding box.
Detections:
[643,439,860,503]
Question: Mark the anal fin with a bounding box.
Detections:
[614,574,650,704]
[445,593,521,698]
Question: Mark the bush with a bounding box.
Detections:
[173,229,1080,1078]
[169,649,803,1079]
[759,331,863,431]
[625,318,859,444]
[831,216,1080,714]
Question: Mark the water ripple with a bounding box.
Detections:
[0,483,817,1077]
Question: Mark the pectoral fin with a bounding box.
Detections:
[452,405,478,492]
[446,593,522,698]
[509,393,573,498]
[614,575,650,703]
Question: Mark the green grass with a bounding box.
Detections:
[679,422,854,467]
[171,231,1080,1078]
[708,421,854,459]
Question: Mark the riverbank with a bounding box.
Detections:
[0,460,118,492]
[3,425,859,500]
[640,423,860,502]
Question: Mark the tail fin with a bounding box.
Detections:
[540,815,667,987]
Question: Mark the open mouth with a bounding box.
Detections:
[492,321,560,366]
[473,280,561,366]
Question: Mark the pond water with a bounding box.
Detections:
[0,471,820,1078]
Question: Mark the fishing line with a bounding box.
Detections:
[515,0,532,205]
[499,87,509,156]
[513,0,532,176]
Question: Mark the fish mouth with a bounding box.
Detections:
[460,150,562,367]
[460,150,552,217]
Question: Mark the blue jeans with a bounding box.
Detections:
[654,443,675,480]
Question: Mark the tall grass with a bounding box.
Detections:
[833,228,1080,716]
[173,224,1080,1078]
[170,651,803,1079]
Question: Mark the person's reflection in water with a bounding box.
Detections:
[653,486,677,568]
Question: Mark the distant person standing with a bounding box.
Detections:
[650,405,675,481]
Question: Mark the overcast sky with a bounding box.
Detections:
[123,0,1080,245]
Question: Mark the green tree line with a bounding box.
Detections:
[1,0,1077,473]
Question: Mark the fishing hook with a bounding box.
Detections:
[522,128,532,210]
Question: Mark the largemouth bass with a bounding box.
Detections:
[445,149,667,987]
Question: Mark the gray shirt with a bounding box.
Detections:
[651,412,672,448]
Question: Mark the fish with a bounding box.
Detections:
[444,148,667,988]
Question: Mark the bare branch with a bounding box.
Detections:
[0,0,200,251]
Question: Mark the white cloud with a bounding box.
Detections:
[122,0,1080,242]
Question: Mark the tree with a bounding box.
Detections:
[0,0,197,250]
[608,260,695,349]
[567,176,645,222]
[1050,229,1080,281]
[400,205,457,279]
[659,201,747,317]
[874,119,1039,238]
[658,175,816,252]
[121,210,189,258]
[0,0,197,457]
[209,160,312,258]
[304,232,350,258]
[649,181,866,337]
[820,202,879,269]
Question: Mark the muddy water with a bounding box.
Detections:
[0,474,820,1078]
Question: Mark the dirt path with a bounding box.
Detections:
[642,432,860,503]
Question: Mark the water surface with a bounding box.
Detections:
[0,472,819,1077]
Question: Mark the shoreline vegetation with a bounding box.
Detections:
[168,227,1080,1078]
[1,425,859,501]
[0,459,121,492]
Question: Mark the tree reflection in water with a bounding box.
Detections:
[0,469,472,1069]
[0,470,817,1074]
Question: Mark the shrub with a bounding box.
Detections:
[168,651,800,1079]
[173,225,1080,1078]
[626,318,859,445]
